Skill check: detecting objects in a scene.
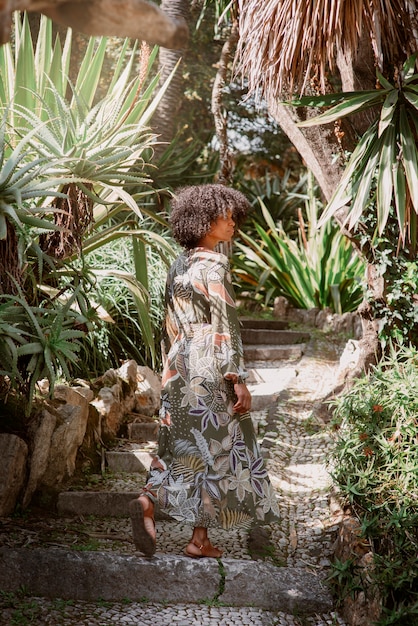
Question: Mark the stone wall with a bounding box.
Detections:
[333,505,382,625]
[0,361,161,516]
[273,296,362,339]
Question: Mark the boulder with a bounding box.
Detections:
[0,434,28,516]
[91,386,123,439]
[40,388,90,487]
[135,365,161,417]
[23,409,56,508]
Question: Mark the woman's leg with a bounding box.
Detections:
[185,527,223,558]
[129,494,156,557]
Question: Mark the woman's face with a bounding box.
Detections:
[208,210,235,244]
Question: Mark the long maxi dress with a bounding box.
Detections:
[142,247,280,529]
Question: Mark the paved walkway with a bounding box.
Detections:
[0,335,348,626]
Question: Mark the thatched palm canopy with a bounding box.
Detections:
[235,0,417,98]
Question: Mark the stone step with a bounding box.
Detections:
[57,490,140,517]
[57,490,172,520]
[244,343,305,362]
[127,421,159,441]
[247,365,297,411]
[240,318,289,330]
[106,448,154,473]
[241,328,310,345]
[0,546,333,615]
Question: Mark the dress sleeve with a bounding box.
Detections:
[160,273,178,367]
[207,255,248,383]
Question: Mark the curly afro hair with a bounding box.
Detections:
[169,184,251,249]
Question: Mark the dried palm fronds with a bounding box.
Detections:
[235,0,417,98]
[0,221,22,295]
[39,182,94,259]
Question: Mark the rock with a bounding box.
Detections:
[118,360,139,391]
[40,389,90,487]
[0,434,28,515]
[23,409,56,508]
[0,548,219,604]
[91,362,160,438]
[315,308,334,330]
[273,296,291,319]
[135,366,161,417]
[296,308,320,326]
[91,386,123,438]
[272,298,362,339]
[54,384,95,406]
[219,559,333,613]
[337,339,361,386]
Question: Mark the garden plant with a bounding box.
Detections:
[330,345,418,625]
[0,14,178,412]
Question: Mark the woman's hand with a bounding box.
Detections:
[233,383,252,414]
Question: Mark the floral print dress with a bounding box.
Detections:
[142,247,280,529]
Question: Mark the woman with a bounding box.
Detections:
[129,184,279,558]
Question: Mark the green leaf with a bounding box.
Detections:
[319,122,379,226]
[376,123,395,234]
[13,13,37,114]
[392,157,406,238]
[348,136,381,229]
[399,105,418,214]
[74,37,107,108]
[402,53,418,81]
[376,70,394,91]
[403,90,418,112]
[378,89,398,136]
[296,91,386,128]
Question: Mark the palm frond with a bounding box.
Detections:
[236,0,415,97]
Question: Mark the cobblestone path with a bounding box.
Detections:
[0,338,349,626]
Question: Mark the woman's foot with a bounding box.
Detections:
[129,496,156,557]
[184,539,223,559]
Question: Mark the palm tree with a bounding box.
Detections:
[150,0,190,158]
[234,0,418,371]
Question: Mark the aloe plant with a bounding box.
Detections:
[0,13,180,408]
[0,284,88,413]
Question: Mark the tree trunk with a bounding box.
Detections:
[211,21,239,185]
[150,0,190,160]
[267,100,343,203]
[267,35,383,376]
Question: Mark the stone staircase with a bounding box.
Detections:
[0,323,347,622]
[241,318,310,363]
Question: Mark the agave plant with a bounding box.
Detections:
[0,108,73,294]
[0,13,180,405]
[0,284,89,414]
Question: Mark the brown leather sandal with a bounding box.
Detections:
[184,540,223,559]
[129,498,156,557]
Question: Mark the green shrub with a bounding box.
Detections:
[330,345,418,624]
[233,175,365,312]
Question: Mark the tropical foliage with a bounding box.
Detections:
[330,345,418,625]
[234,175,364,312]
[294,55,418,247]
[239,171,308,237]
[230,2,418,623]
[0,14,177,410]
